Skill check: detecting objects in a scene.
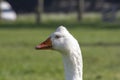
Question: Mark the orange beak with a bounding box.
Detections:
[35,37,52,50]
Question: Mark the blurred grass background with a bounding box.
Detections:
[0,13,120,80]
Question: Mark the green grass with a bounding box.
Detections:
[0,20,120,80]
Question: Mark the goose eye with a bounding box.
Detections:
[55,35,61,39]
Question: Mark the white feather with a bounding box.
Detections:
[50,26,83,80]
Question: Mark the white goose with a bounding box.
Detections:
[36,26,83,80]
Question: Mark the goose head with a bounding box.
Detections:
[36,26,80,54]
[35,26,83,80]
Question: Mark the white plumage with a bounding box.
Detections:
[36,26,83,80]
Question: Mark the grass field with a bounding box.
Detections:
[0,19,120,80]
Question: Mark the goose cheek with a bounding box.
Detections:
[35,37,52,50]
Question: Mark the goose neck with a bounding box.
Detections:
[62,51,83,80]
